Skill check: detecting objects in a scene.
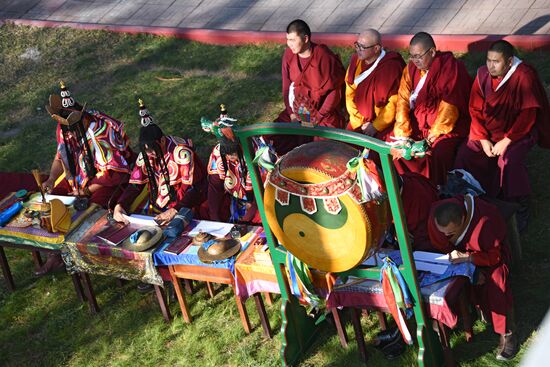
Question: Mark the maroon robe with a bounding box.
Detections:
[428,196,512,335]
[394,52,472,185]
[271,42,346,155]
[401,172,439,251]
[455,62,550,199]
[345,50,406,142]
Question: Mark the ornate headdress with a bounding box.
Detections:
[138,98,155,127]
[45,81,86,126]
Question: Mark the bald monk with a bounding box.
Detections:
[270,19,346,155]
[455,40,550,229]
[428,195,518,361]
[345,29,405,141]
[393,32,472,186]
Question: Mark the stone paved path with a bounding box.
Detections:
[1,0,549,36]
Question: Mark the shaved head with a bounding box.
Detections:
[410,32,436,50]
[358,29,381,45]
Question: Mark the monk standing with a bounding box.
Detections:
[455,40,550,230]
[345,29,405,141]
[393,32,472,186]
[270,19,346,155]
[428,195,518,361]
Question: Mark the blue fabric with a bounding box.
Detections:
[0,201,23,227]
[153,242,230,268]
[380,257,415,318]
[387,250,476,287]
[163,207,192,239]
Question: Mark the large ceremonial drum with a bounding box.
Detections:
[264,141,389,272]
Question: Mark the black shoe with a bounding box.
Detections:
[137,283,154,293]
[34,254,65,276]
[496,332,518,361]
[374,327,400,348]
[381,335,406,360]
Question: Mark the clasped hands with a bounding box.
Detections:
[480,138,511,157]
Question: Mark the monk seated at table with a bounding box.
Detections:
[270,19,346,155]
[428,194,518,361]
[200,135,261,224]
[393,32,472,186]
[113,99,207,226]
[36,81,135,276]
[455,40,550,232]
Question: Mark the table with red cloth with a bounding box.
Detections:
[61,208,171,319]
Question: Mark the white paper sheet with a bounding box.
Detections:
[413,251,450,264]
[188,220,234,238]
[123,214,158,227]
[30,193,76,206]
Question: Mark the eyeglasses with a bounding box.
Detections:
[354,41,378,51]
[409,48,433,61]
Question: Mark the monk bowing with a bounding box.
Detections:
[393,32,472,186]
[270,19,346,155]
[345,29,405,141]
[428,195,518,361]
[455,40,550,231]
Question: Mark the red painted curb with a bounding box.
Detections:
[5,18,550,52]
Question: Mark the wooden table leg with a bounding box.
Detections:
[31,250,43,271]
[436,320,456,367]
[70,273,85,303]
[234,287,251,334]
[254,293,272,338]
[169,268,192,323]
[206,281,216,298]
[377,311,388,331]
[332,308,349,348]
[351,307,368,362]
[80,272,99,314]
[0,245,15,292]
[183,279,194,295]
[263,292,273,306]
[154,284,172,323]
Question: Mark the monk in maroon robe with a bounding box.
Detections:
[393,32,472,186]
[428,195,518,361]
[345,29,405,142]
[400,172,439,251]
[455,40,550,208]
[270,19,346,155]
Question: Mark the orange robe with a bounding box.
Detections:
[393,51,472,185]
[345,50,405,141]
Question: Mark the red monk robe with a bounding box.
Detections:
[117,136,206,215]
[400,172,439,251]
[428,195,513,335]
[271,42,346,155]
[455,61,550,199]
[394,51,472,185]
[345,50,406,141]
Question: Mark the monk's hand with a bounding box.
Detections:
[112,204,129,225]
[448,250,470,264]
[426,133,438,146]
[491,137,512,156]
[480,139,495,157]
[290,113,299,122]
[154,208,178,226]
[42,177,55,194]
[361,122,378,137]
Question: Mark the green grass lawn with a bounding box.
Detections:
[1,23,550,367]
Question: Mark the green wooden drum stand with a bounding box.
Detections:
[235,123,444,367]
